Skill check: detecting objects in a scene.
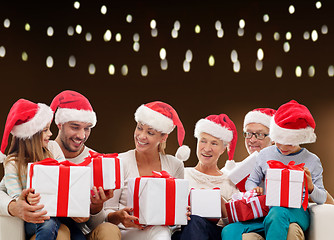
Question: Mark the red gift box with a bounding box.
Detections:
[225,191,269,223]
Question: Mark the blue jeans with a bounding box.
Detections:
[25,217,61,240]
[172,215,223,240]
[221,206,310,240]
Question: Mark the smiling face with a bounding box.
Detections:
[196,132,226,168]
[244,123,272,154]
[41,122,52,148]
[57,121,92,157]
[134,122,167,154]
[275,143,301,155]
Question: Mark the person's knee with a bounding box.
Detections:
[56,224,71,240]
[242,232,264,240]
[287,223,304,240]
[89,222,121,240]
[187,215,207,228]
[265,207,288,224]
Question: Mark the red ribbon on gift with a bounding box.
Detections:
[85,151,120,190]
[267,160,308,210]
[29,158,84,216]
[133,170,176,225]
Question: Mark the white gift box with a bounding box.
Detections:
[127,175,189,225]
[265,168,304,208]
[27,161,91,217]
[189,189,221,218]
[88,156,124,190]
[228,151,258,191]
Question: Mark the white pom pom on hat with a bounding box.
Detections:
[175,145,191,162]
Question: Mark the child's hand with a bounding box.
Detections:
[253,187,263,195]
[304,167,314,193]
[27,190,41,206]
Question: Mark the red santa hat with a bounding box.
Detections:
[134,101,190,161]
[269,100,316,145]
[50,90,97,127]
[0,99,53,162]
[243,108,276,131]
[194,114,237,169]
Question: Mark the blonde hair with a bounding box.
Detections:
[4,132,53,187]
[158,141,166,155]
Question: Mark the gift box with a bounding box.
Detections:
[228,151,258,192]
[85,151,124,190]
[265,160,308,210]
[189,188,221,219]
[225,191,269,223]
[27,158,91,217]
[127,171,189,225]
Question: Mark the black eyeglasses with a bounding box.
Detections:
[243,132,269,140]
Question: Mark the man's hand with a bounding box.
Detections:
[107,208,144,230]
[72,217,89,223]
[8,188,50,223]
[90,187,114,214]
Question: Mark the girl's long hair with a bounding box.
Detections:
[4,132,53,186]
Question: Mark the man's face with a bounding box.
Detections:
[244,123,272,154]
[58,121,92,154]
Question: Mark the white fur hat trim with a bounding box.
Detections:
[194,119,233,142]
[134,105,174,134]
[55,108,97,127]
[11,103,53,139]
[269,118,316,145]
[243,111,272,131]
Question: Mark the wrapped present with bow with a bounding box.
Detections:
[85,151,124,190]
[265,160,308,210]
[225,190,269,223]
[189,188,221,219]
[127,171,189,226]
[27,158,90,217]
[228,151,259,192]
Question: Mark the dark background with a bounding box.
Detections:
[1,0,334,194]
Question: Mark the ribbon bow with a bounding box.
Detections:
[267,160,308,210]
[267,160,305,171]
[87,150,118,159]
[232,190,258,204]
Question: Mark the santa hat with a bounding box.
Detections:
[269,100,316,145]
[50,90,97,127]
[134,101,190,161]
[0,99,53,162]
[194,114,237,170]
[243,108,276,131]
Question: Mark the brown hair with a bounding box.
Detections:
[4,132,53,186]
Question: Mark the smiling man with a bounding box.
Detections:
[49,90,121,240]
[243,108,276,155]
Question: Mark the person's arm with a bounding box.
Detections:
[245,156,264,191]
[306,159,327,204]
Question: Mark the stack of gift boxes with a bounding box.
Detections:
[27,151,308,225]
